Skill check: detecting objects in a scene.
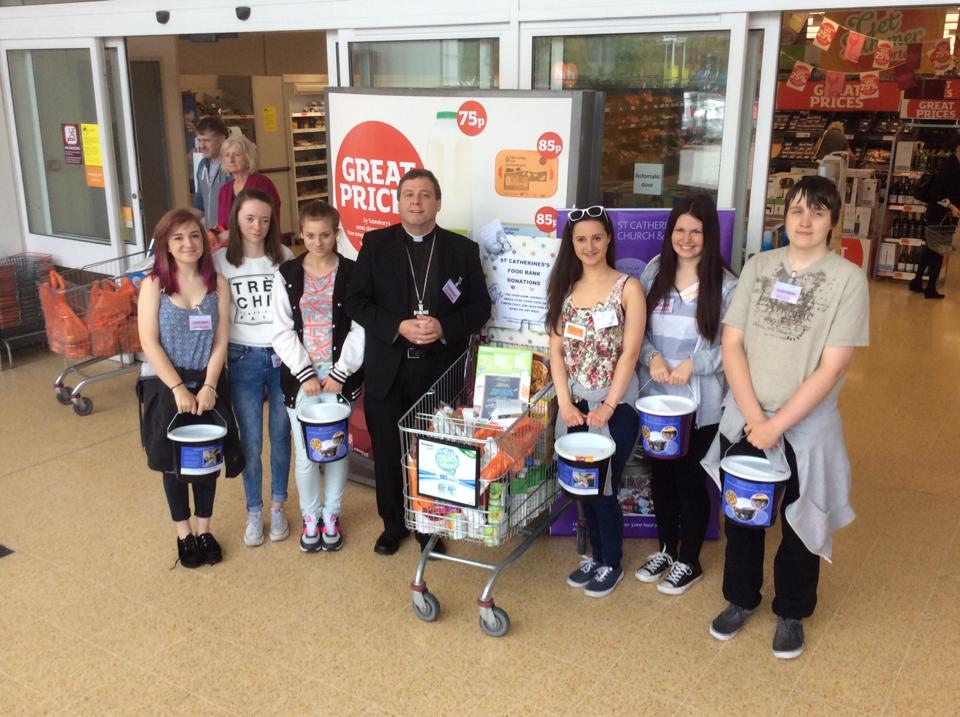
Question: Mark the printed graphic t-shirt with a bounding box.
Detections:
[300,263,337,364]
[723,247,869,412]
[213,246,294,347]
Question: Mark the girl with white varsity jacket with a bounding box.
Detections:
[272,201,364,552]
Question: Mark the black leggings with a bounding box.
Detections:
[649,422,718,568]
[162,472,217,522]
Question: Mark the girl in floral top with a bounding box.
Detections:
[546,206,645,597]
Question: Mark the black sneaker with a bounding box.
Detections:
[657,561,703,595]
[177,534,202,569]
[909,278,924,293]
[584,565,624,597]
[635,549,674,583]
[709,603,755,641]
[197,533,222,565]
[566,557,600,588]
[772,617,804,659]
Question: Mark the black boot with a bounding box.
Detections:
[925,288,946,299]
[177,534,202,568]
[197,532,223,565]
[909,278,924,293]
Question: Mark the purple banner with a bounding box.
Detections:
[557,208,736,281]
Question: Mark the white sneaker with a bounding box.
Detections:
[244,511,264,546]
[269,508,290,542]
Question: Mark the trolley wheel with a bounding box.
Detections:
[72,397,94,416]
[56,387,74,405]
[479,606,510,638]
[412,591,440,622]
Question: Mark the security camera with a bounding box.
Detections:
[235,6,251,20]
[156,10,170,24]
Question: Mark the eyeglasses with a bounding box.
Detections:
[568,205,606,222]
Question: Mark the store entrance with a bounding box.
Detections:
[126,30,331,239]
[765,8,960,282]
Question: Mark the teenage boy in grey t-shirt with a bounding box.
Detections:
[702,175,869,660]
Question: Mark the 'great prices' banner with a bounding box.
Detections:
[327,90,579,257]
[776,80,901,112]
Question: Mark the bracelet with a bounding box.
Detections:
[603,402,616,411]
[169,381,184,391]
[647,352,661,367]
[202,383,218,398]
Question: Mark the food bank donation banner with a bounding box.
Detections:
[558,207,736,277]
[326,89,600,259]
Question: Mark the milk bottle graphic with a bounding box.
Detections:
[428,111,473,237]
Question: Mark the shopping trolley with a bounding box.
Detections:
[400,348,575,637]
[38,251,151,416]
[0,252,54,370]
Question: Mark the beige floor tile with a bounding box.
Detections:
[790,652,895,715]
[779,691,869,716]
[0,674,68,716]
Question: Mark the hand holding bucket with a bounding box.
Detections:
[167,409,228,482]
[297,397,352,464]
[719,441,790,529]
[635,379,698,460]
[555,430,616,497]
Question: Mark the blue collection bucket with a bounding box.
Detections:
[635,394,697,460]
[720,455,789,529]
[297,400,351,463]
[167,410,228,482]
[555,432,615,497]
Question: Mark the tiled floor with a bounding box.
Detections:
[1,275,959,716]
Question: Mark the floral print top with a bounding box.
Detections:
[562,273,629,390]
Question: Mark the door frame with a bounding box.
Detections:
[0,36,142,267]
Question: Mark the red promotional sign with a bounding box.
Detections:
[873,40,893,69]
[860,72,880,100]
[825,71,846,98]
[786,61,813,92]
[334,120,423,253]
[843,31,866,63]
[536,131,564,160]
[457,100,487,136]
[776,80,901,112]
[814,19,839,51]
[929,38,954,75]
[534,206,557,234]
[900,98,960,120]
[944,80,960,99]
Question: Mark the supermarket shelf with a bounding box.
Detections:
[292,112,325,117]
[882,237,924,246]
[888,203,927,212]
[221,114,255,120]
[876,270,916,280]
[292,127,325,134]
[295,159,326,167]
[297,192,328,201]
[295,174,328,183]
[892,170,924,178]
[294,144,326,151]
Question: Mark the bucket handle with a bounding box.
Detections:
[638,376,696,402]
[167,408,226,435]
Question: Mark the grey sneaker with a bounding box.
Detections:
[772,617,804,659]
[709,603,755,641]
[635,549,674,583]
[566,557,600,588]
[244,511,264,547]
[269,508,290,542]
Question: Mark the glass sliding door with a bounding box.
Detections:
[350,38,499,89]
[1,38,143,266]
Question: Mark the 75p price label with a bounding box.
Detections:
[457,101,487,136]
[536,131,563,159]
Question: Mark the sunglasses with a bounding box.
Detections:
[568,205,607,222]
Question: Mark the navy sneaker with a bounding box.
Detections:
[635,549,674,583]
[773,617,804,659]
[566,557,600,588]
[584,565,624,597]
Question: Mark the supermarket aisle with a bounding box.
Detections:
[0,276,959,716]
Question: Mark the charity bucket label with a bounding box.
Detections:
[178,441,224,476]
[722,474,775,528]
[304,420,349,463]
[639,413,684,457]
[557,458,601,496]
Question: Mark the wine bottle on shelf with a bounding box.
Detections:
[896,245,907,272]
[919,215,926,241]
[892,214,902,238]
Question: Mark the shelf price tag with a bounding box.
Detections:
[536,131,563,160]
[457,101,487,136]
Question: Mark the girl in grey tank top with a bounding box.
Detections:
[157,291,218,372]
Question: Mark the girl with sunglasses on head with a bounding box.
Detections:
[547,205,645,597]
[633,192,737,595]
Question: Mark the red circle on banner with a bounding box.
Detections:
[841,238,863,268]
[537,131,564,159]
[534,206,557,234]
[334,121,423,253]
[457,100,488,136]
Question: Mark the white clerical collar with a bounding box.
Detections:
[409,233,428,243]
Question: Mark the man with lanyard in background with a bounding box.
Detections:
[346,168,491,556]
[192,116,231,231]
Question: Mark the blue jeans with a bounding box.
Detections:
[228,343,291,511]
[570,401,639,570]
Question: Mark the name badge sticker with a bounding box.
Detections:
[188,314,213,331]
[563,322,587,341]
[770,281,803,305]
[271,353,282,369]
[442,277,462,304]
[653,298,674,314]
[592,309,619,330]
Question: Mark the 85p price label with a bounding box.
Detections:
[535,206,558,234]
[537,131,563,159]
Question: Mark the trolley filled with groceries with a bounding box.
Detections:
[37,251,152,416]
[400,343,576,637]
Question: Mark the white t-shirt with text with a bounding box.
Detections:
[213,246,294,347]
